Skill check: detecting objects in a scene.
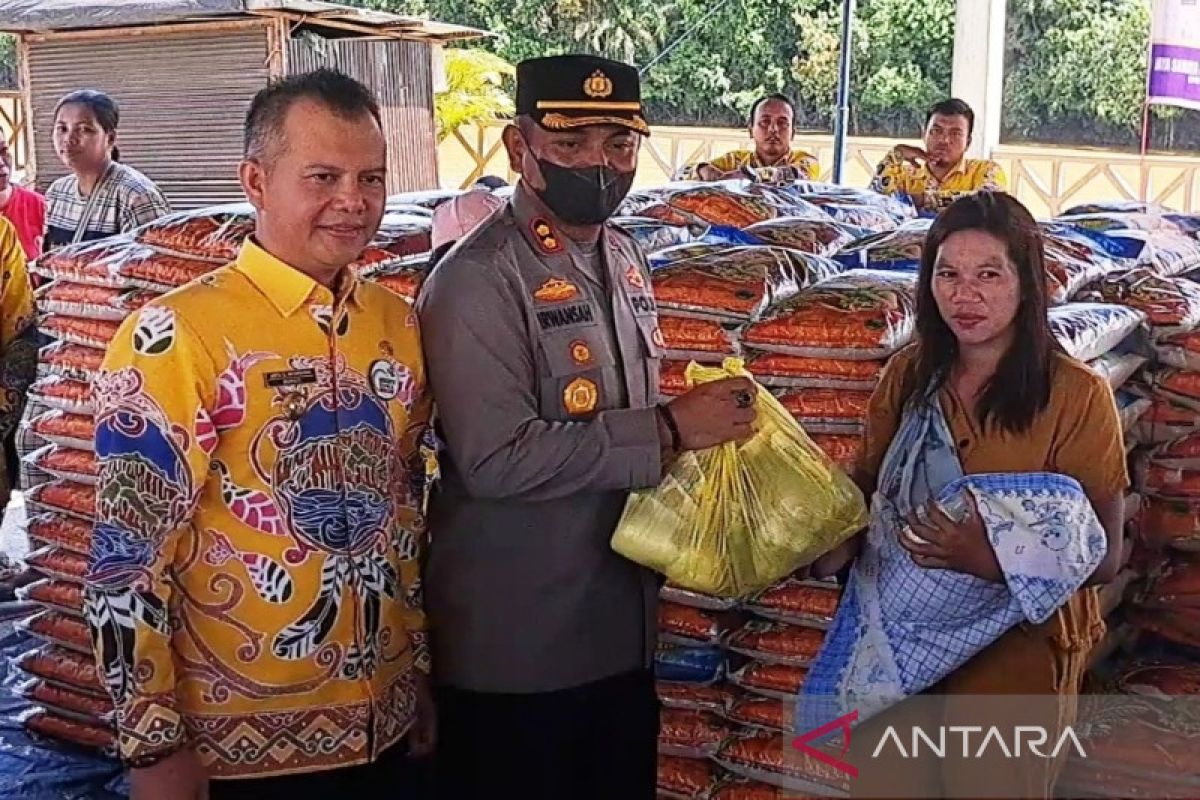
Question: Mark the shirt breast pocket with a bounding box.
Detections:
[537,328,616,421]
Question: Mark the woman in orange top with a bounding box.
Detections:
[813,192,1126,799]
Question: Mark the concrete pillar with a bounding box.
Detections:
[951,0,1006,159]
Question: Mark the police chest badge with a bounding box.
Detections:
[563,377,598,415]
[570,340,592,365]
[534,276,579,303]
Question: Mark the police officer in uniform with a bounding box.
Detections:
[418,54,757,798]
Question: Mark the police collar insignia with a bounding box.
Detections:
[530,218,563,253]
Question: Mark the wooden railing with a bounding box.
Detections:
[0,91,29,177]
[438,121,1200,217]
[4,101,1192,217]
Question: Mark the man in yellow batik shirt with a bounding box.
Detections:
[85,70,435,800]
[0,215,40,600]
[0,215,35,503]
[870,98,1007,213]
[681,95,819,182]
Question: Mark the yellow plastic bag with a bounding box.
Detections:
[612,358,868,598]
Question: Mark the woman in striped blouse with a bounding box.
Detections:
[44,90,170,253]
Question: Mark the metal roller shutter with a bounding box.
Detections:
[27,24,271,209]
[288,37,437,193]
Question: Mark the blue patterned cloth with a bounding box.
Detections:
[798,390,1107,731]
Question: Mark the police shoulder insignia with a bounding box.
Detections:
[563,377,599,415]
[534,276,579,303]
[531,218,563,253]
[624,264,646,290]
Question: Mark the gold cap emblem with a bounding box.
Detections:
[583,70,614,99]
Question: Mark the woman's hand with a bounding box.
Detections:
[900,496,1003,583]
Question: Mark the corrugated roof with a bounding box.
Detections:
[0,0,488,41]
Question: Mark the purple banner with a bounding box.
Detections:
[1149,42,1200,110]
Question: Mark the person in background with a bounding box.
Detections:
[870,98,1007,213]
[0,140,45,261]
[44,90,170,252]
[0,216,34,502]
[0,138,43,603]
[84,70,434,800]
[681,94,819,182]
[0,215,38,599]
[813,192,1124,798]
[471,175,509,191]
[429,189,505,263]
[418,54,756,799]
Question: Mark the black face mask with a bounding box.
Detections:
[532,158,635,225]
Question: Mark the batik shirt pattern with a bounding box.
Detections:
[84,239,434,777]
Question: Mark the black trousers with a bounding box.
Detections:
[433,668,660,800]
[209,742,431,800]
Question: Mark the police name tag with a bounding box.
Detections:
[264,369,318,388]
[537,303,595,331]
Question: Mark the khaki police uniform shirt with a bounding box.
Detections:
[417,184,664,693]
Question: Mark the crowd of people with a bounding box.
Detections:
[0,51,1128,800]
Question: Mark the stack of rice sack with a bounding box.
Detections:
[1058,207,1200,652]
[738,269,919,471]
[620,180,911,240]
[655,578,851,799]
[711,577,848,797]
[11,200,434,754]
[656,586,739,800]
[1058,661,1200,798]
[11,207,253,752]
[650,243,844,397]
[1130,552,1200,649]
[631,180,914,472]
[620,180,822,231]
[653,264,911,798]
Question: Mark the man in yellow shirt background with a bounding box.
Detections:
[681,94,820,182]
[869,98,1007,212]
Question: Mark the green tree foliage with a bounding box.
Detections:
[0,35,16,90]
[0,0,1191,150]
[1004,0,1174,146]
[394,0,1199,150]
[435,48,515,141]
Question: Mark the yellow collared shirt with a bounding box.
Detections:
[86,239,434,777]
[682,148,820,181]
[870,146,1007,211]
[0,216,34,435]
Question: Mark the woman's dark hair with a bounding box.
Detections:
[54,90,121,161]
[900,191,1058,434]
